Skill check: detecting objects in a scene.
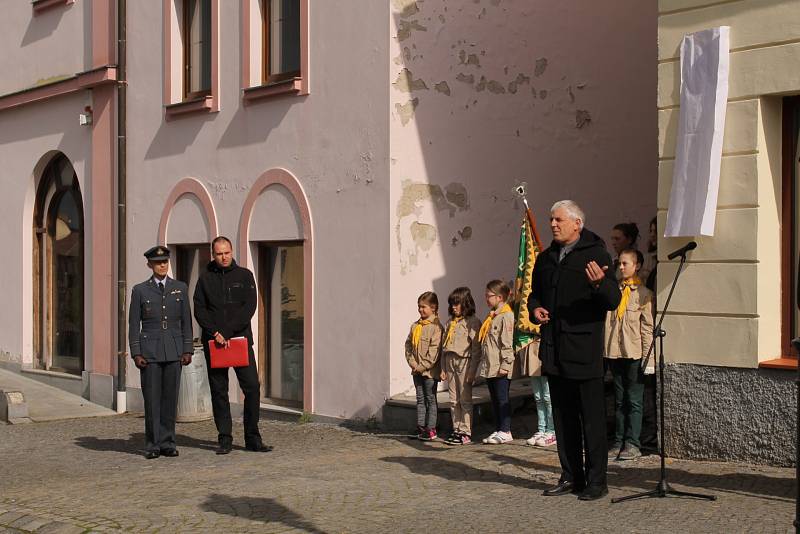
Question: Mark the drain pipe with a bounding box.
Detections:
[115,0,128,414]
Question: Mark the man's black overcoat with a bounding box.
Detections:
[527,228,621,380]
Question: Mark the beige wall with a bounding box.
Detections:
[389,0,658,395]
[657,0,797,367]
[0,2,88,96]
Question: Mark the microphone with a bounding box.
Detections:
[667,241,697,260]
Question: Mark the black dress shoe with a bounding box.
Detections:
[160,449,179,457]
[542,480,584,496]
[215,443,232,455]
[144,450,160,460]
[578,485,609,501]
[246,442,274,452]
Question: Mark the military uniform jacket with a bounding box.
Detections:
[129,277,194,362]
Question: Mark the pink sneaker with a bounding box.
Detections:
[535,432,556,447]
[419,428,438,441]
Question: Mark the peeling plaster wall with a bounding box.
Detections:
[389,0,658,395]
[0,2,88,95]
[126,2,390,419]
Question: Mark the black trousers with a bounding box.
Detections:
[204,347,262,446]
[549,374,608,488]
[486,376,511,432]
[140,360,182,453]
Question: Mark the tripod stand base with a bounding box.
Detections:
[611,480,717,503]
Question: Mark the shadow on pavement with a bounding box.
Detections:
[481,449,560,473]
[73,432,233,455]
[457,448,794,502]
[380,455,550,491]
[201,493,327,534]
[606,463,795,502]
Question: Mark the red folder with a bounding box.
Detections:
[209,337,249,368]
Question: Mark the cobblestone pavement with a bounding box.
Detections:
[0,415,795,533]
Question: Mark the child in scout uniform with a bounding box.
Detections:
[404,292,444,441]
[478,280,516,444]
[440,287,482,445]
[604,248,654,461]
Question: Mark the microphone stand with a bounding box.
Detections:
[612,251,716,504]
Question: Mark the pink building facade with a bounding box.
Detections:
[0,1,656,421]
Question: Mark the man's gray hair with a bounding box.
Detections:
[551,200,585,229]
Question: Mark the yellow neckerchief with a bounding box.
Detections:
[412,318,432,348]
[444,317,463,348]
[616,276,642,320]
[478,303,512,342]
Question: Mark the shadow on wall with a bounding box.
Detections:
[145,112,217,160]
[216,95,302,150]
[20,3,70,47]
[389,0,658,327]
[201,493,328,534]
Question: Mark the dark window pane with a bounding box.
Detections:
[187,0,212,95]
[48,188,83,374]
[268,0,300,78]
[262,243,303,405]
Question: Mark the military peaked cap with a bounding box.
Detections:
[144,245,170,261]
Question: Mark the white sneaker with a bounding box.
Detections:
[526,431,544,446]
[482,431,499,444]
[535,431,557,447]
[486,431,513,444]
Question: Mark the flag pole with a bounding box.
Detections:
[522,197,543,251]
[514,183,543,251]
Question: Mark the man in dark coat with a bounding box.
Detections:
[193,236,271,455]
[129,246,193,459]
[528,200,621,500]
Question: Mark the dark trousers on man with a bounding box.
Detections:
[140,360,182,453]
[549,374,608,489]
[204,347,262,447]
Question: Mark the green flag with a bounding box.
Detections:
[513,216,540,350]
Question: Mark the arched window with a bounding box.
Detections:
[33,154,84,375]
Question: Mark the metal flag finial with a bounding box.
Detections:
[513,181,530,209]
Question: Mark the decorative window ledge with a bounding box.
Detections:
[32,0,75,15]
[164,96,215,121]
[21,367,82,381]
[243,78,303,105]
[0,66,117,113]
[758,357,798,370]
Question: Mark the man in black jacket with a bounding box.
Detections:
[528,200,621,501]
[193,236,272,454]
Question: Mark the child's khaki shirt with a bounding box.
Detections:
[405,319,444,378]
[604,284,655,359]
[442,315,482,377]
[478,310,515,378]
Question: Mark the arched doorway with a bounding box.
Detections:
[33,154,84,375]
[239,169,313,412]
